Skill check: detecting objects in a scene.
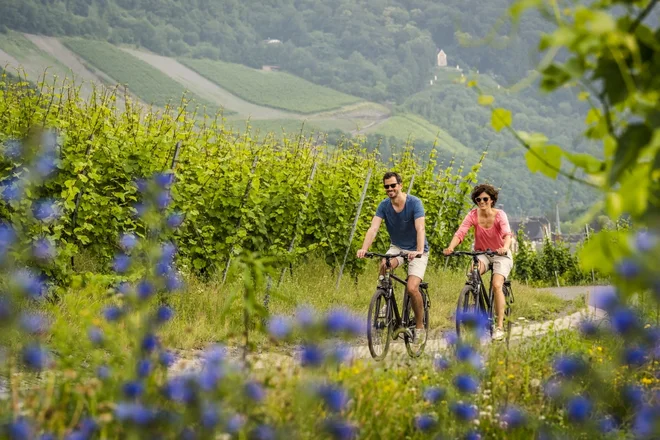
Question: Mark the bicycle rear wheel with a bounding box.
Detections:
[403,290,429,358]
[367,289,392,361]
[455,285,480,339]
[503,282,514,340]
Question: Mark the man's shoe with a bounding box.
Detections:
[492,327,505,341]
[413,328,427,345]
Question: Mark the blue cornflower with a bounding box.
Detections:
[119,233,138,251]
[201,405,219,429]
[103,305,123,321]
[31,237,56,261]
[566,395,592,423]
[451,402,478,421]
[624,346,647,367]
[87,326,104,345]
[115,281,131,295]
[141,334,158,352]
[41,129,58,152]
[633,405,660,438]
[156,306,173,323]
[167,212,184,229]
[423,386,446,403]
[8,417,33,440]
[198,367,223,391]
[598,415,616,433]
[501,405,527,429]
[123,381,144,399]
[301,344,324,367]
[78,418,98,436]
[203,344,226,366]
[19,313,48,334]
[134,178,148,193]
[1,177,23,203]
[318,384,348,412]
[267,315,292,339]
[155,261,171,276]
[325,308,351,333]
[543,378,563,399]
[434,355,450,371]
[323,418,357,440]
[244,381,265,402]
[225,414,245,433]
[22,343,50,370]
[592,286,619,311]
[2,139,22,160]
[611,307,639,335]
[634,230,657,252]
[553,355,586,378]
[159,350,176,367]
[250,424,275,440]
[115,403,154,425]
[457,310,488,334]
[156,191,171,210]
[132,202,147,218]
[136,359,152,378]
[40,433,56,440]
[162,376,195,403]
[616,258,640,279]
[578,319,598,337]
[13,269,45,299]
[97,365,110,380]
[154,172,175,189]
[465,430,482,440]
[445,331,458,346]
[0,222,16,253]
[295,305,315,328]
[112,254,131,274]
[456,344,475,362]
[34,152,58,178]
[161,242,177,262]
[622,385,644,407]
[329,342,352,364]
[453,374,479,394]
[32,199,60,222]
[165,272,182,292]
[137,280,154,300]
[414,414,437,431]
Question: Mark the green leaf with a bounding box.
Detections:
[491,108,512,132]
[609,124,652,185]
[525,145,563,179]
[478,95,494,106]
[564,152,603,174]
[193,258,206,270]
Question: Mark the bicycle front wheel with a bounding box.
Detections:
[403,291,429,358]
[367,289,392,361]
[455,285,480,339]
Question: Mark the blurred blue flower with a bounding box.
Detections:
[154,172,175,189]
[318,384,348,412]
[616,258,640,279]
[553,355,586,378]
[8,417,33,440]
[501,405,526,429]
[301,344,324,367]
[201,405,219,429]
[543,378,563,399]
[329,342,352,364]
[457,310,489,335]
[2,139,22,160]
[162,376,195,403]
[250,424,275,440]
[156,306,173,324]
[87,326,104,345]
[451,402,477,421]
[40,433,56,440]
[267,315,292,339]
[198,367,224,391]
[0,222,16,255]
[22,343,50,370]
[167,212,184,229]
[134,178,148,193]
[414,414,437,431]
[115,281,131,295]
[156,191,171,210]
[161,242,177,262]
[159,350,176,367]
[225,414,245,433]
[78,418,98,437]
[13,268,45,299]
[19,313,48,334]
[566,395,592,423]
[103,305,123,321]
[32,199,60,222]
[245,381,265,402]
[97,365,110,380]
[41,129,58,152]
[598,415,616,433]
[112,254,131,274]
[423,386,446,403]
[0,295,12,323]
[204,344,226,365]
[632,404,660,438]
[445,331,458,346]
[578,320,598,337]
[434,355,450,371]
[623,346,647,367]
[634,230,657,252]
[611,307,639,335]
[155,261,170,276]
[165,273,182,292]
[137,280,154,300]
[119,233,138,251]
[453,374,479,394]
[323,418,357,440]
[296,305,315,328]
[115,403,155,425]
[325,308,352,333]
[34,152,57,178]
[141,333,158,352]
[622,384,644,407]
[0,177,23,203]
[465,430,482,440]
[31,237,56,261]
[122,381,144,399]
[137,359,152,378]
[456,344,475,362]
[592,286,619,311]
[132,202,147,218]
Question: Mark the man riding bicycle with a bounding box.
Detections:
[357,171,429,344]
[443,183,513,341]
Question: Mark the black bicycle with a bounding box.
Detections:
[447,250,514,340]
[364,252,430,360]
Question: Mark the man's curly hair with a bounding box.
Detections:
[470,183,499,206]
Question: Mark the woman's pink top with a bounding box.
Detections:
[454,209,512,251]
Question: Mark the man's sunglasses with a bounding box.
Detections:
[475,197,490,203]
[383,183,398,189]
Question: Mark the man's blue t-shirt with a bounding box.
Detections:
[375,195,429,253]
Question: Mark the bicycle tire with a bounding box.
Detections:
[503,283,514,339]
[403,290,429,358]
[367,289,392,361]
[455,284,480,339]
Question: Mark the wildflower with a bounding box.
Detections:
[622,385,644,407]
[323,417,358,440]
[159,351,176,367]
[32,199,60,222]
[0,222,16,254]
[454,374,480,394]
[22,344,50,370]
[434,355,450,371]
[295,305,315,328]
[632,404,660,438]
[134,178,149,193]
[87,326,104,345]
[451,402,478,421]
[132,202,147,218]
[167,212,184,229]
[250,424,275,440]
[103,305,123,321]
[456,344,475,362]
[123,381,144,399]
[553,355,587,378]
[161,242,177,262]
[96,365,110,380]
[616,258,640,279]
[19,313,48,335]
[165,272,183,292]
[423,386,446,404]
[445,331,458,345]
[325,308,352,333]
[136,279,154,300]
[599,415,617,433]
[578,320,598,337]
[198,366,223,391]
[115,281,131,295]
[566,395,592,423]
[7,417,33,440]
[611,307,639,335]
[267,315,292,339]
[203,344,226,365]
[141,334,158,352]
[244,381,265,402]
[13,269,45,299]
[465,430,482,440]
[329,342,352,364]
[500,405,526,429]
[623,347,647,367]
[301,344,324,367]
[543,378,563,399]
[78,418,98,437]
[31,238,56,261]
[225,414,246,433]
[115,403,154,425]
[592,286,619,311]
[154,172,175,189]
[1,139,22,160]
[1,178,23,203]
[414,414,437,431]
[119,233,138,251]
[34,152,57,178]
[162,376,194,403]
[156,191,171,210]
[136,359,152,378]
[634,230,657,253]
[112,254,131,274]
[318,384,349,412]
[201,405,219,429]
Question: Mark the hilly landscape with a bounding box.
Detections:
[0,0,600,217]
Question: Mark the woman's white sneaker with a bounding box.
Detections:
[492,327,505,341]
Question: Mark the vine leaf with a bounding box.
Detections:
[525,145,563,179]
[491,108,512,132]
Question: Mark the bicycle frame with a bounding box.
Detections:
[380,257,411,332]
[466,254,495,319]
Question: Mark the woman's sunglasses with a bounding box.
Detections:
[475,197,490,203]
[383,183,398,189]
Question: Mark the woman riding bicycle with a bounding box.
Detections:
[443,183,513,341]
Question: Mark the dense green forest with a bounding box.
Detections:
[0,0,605,215]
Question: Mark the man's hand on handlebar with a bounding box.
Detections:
[407,251,423,261]
[356,249,368,258]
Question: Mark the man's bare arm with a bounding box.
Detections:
[357,216,383,257]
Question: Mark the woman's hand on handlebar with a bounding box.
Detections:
[442,248,454,256]
[356,249,368,258]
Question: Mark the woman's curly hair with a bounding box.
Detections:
[470,183,499,206]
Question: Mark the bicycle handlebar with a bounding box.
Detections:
[447,249,497,257]
[364,251,422,259]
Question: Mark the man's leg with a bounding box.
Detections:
[407,275,424,328]
[379,257,399,275]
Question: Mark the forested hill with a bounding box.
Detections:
[2,0,549,104]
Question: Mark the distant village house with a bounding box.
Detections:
[262,65,281,72]
[437,49,447,67]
